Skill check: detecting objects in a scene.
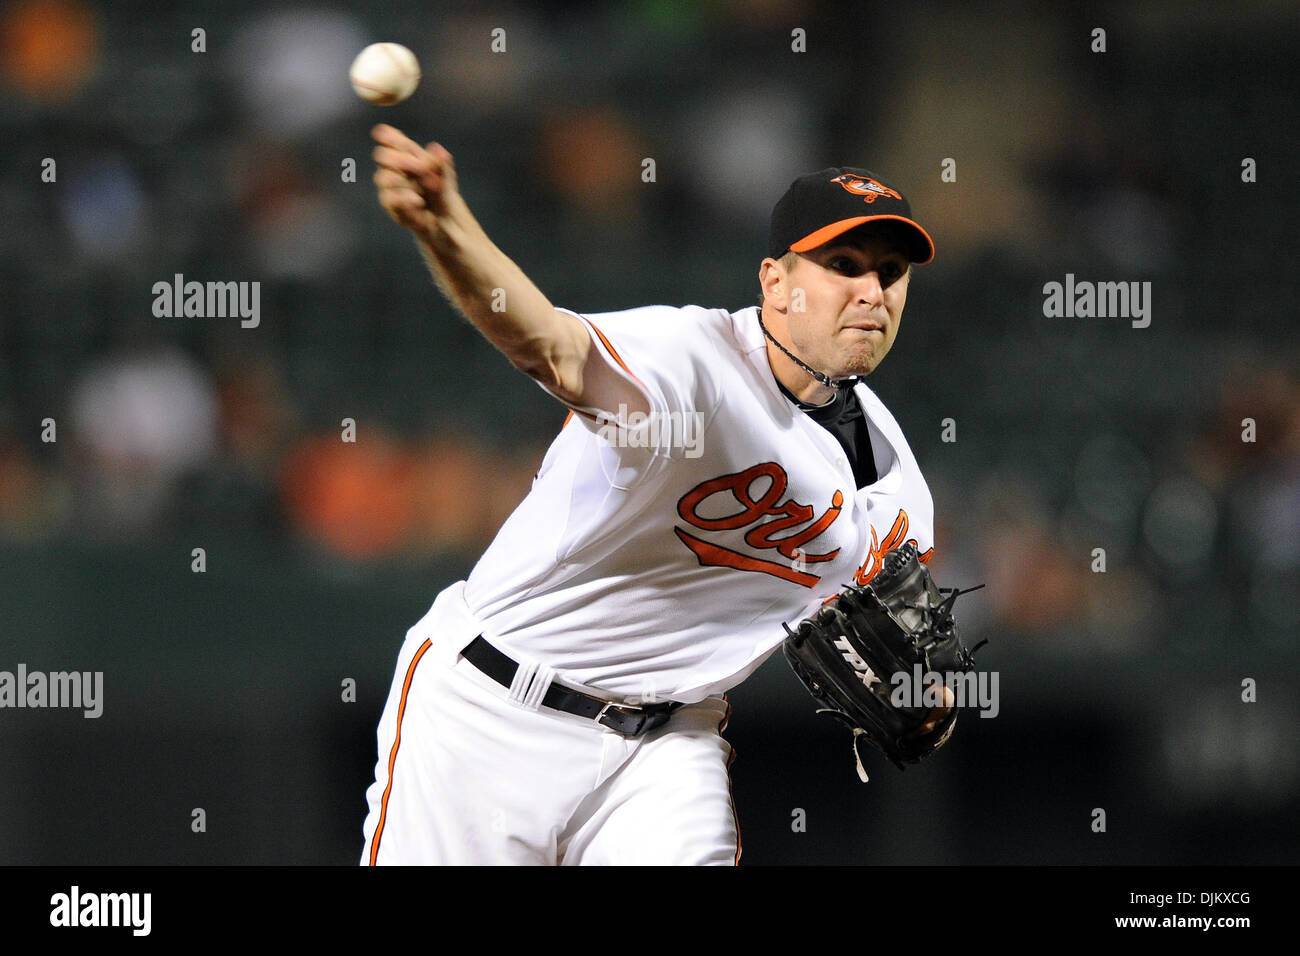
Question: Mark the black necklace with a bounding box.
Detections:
[757,311,854,391]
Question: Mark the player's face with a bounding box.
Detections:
[783,228,911,379]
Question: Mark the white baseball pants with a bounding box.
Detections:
[360,583,740,866]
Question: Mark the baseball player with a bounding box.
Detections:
[360,123,952,865]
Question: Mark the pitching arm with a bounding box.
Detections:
[370,123,648,417]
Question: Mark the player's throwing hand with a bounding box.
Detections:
[370,123,459,234]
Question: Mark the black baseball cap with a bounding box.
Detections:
[768,167,934,264]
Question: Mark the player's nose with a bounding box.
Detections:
[854,270,885,306]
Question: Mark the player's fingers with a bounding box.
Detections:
[373,167,416,191]
[372,144,437,178]
[920,680,954,710]
[376,183,429,227]
[917,683,955,734]
[381,186,426,208]
[425,141,455,169]
[370,123,426,156]
[379,186,427,213]
[373,148,450,204]
[423,142,458,192]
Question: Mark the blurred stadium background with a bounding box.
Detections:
[0,0,1296,864]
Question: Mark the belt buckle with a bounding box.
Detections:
[594,700,647,736]
[594,700,676,737]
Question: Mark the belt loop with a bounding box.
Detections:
[507,659,556,712]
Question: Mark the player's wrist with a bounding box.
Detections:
[420,198,485,257]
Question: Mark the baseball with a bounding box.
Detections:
[349,43,420,106]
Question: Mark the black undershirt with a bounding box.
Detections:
[777,379,878,489]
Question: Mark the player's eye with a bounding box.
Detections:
[878,261,906,285]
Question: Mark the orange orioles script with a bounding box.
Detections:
[853,509,933,586]
[675,462,844,587]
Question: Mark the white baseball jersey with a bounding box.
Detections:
[460,303,934,702]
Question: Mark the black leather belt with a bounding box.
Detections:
[460,635,681,737]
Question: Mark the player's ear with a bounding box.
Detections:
[759,257,788,310]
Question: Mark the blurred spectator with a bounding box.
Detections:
[164,344,299,538]
[212,347,296,473]
[536,105,647,223]
[423,8,549,117]
[279,429,418,560]
[56,152,148,265]
[225,8,367,139]
[66,345,219,535]
[0,0,97,103]
[278,428,541,561]
[0,419,66,538]
[408,434,539,554]
[677,82,816,222]
[972,471,1089,636]
[226,142,357,278]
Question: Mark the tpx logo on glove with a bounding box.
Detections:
[833,637,880,687]
[675,462,843,587]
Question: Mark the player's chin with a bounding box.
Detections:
[835,343,889,378]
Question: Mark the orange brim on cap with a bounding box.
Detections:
[790,214,935,265]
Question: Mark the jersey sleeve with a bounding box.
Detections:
[540,305,726,460]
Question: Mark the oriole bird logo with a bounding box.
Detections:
[831,173,902,204]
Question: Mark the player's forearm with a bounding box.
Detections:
[414,205,586,396]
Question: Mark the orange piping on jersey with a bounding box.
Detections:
[368,637,433,866]
[718,695,741,866]
[562,410,574,428]
[674,526,823,588]
[586,319,648,391]
[730,773,741,866]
